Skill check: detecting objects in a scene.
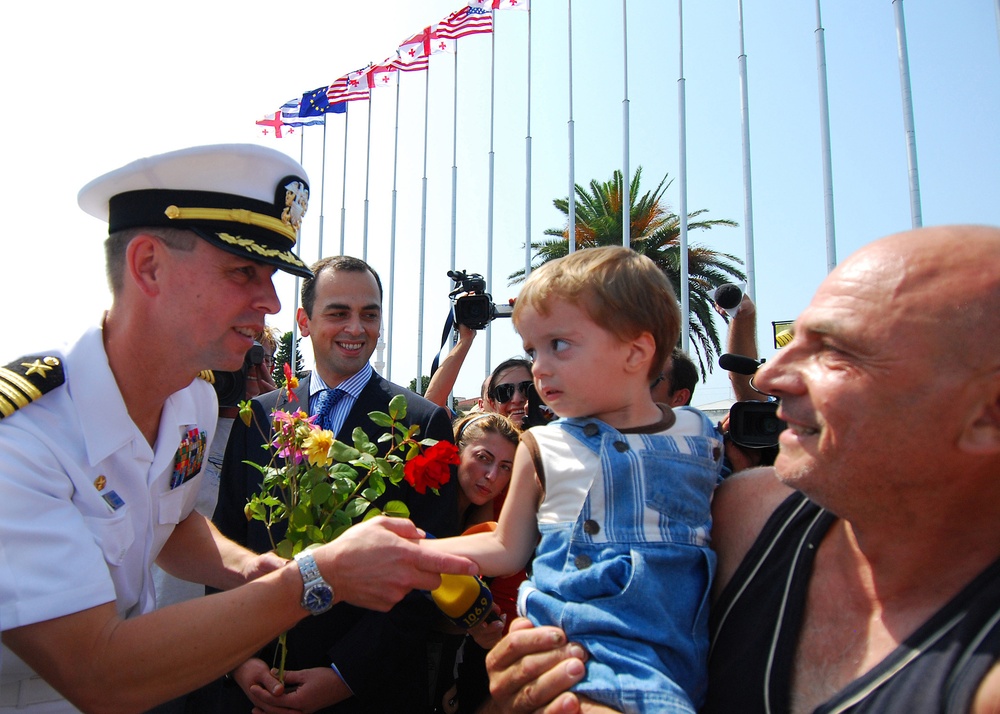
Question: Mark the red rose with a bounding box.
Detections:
[404,441,459,494]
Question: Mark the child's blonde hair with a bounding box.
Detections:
[513,246,680,380]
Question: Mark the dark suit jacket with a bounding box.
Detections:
[214,371,459,713]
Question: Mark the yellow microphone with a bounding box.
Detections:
[429,573,495,628]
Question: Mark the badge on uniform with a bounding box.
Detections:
[171,426,206,489]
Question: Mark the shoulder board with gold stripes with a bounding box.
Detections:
[0,355,65,420]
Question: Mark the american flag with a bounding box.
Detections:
[435,5,493,40]
[327,68,372,104]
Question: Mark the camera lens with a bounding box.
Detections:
[246,342,265,365]
[760,416,783,435]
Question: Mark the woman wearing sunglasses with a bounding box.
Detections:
[482,357,534,426]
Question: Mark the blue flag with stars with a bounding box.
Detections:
[299,86,346,117]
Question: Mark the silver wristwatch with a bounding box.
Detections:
[294,550,334,615]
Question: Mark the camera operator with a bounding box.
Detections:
[425,270,516,417]
[713,288,782,475]
[714,287,767,404]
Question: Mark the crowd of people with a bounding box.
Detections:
[0,141,997,714]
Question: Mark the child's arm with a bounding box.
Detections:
[425,440,541,577]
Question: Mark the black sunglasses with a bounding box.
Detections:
[489,380,533,404]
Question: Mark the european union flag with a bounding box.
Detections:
[299,86,346,117]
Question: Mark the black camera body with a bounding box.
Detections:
[718,352,788,449]
[728,400,786,449]
[211,341,265,407]
[448,269,514,330]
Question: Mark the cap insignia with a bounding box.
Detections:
[281,180,309,232]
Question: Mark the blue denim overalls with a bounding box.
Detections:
[518,408,722,713]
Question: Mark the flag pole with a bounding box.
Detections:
[621,0,630,249]
[524,5,533,278]
[486,14,497,377]
[290,126,308,380]
[737,0,757,301]
[339,107,349,255]
[386,74,402,382]
[417,67,431,394]
[892,0,922,229]
[814,0,837,272]
[568,0,577,253]
[363,100,373,262]
[318,113,328,259]
[678,0,690,352]
[450,49,459,274]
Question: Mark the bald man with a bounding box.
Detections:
[483,225,1000,714]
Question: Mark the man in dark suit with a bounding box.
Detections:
[214,255,459,713]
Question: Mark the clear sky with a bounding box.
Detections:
[4,0,998,406]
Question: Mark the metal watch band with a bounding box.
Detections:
[294,550,322,583]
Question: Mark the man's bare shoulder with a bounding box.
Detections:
[973,661,1000,714]
[712,467,795,598]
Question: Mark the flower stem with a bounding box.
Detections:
[276,631,288,683]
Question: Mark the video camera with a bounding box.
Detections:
[448,269,514,330]
[209,341,266,407]
[718,353,787,449]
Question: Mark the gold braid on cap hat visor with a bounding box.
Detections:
[216,233,304,268]
[164,205,297,242]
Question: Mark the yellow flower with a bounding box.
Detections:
[302,429,335,467]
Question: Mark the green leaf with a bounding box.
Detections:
[367,411,394,428]
[306,525,325,543]
[344,498,371,519]
[361,487,381,501]
[386,462,405,485]
[310,481,334,505]
[382,500,410,518]
[289,505,312,529]
[330,440,361,462]
[361,508,383,522]
[388,394,408,420]
[351,427,373,451]
[275,540,294,560]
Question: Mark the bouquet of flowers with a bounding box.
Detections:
[239,364,459,675]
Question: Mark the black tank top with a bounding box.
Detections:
[703,492,1000,713]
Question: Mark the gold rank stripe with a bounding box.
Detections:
[0,368,39,402]
[0,393,15,417]
[164,205,296,243]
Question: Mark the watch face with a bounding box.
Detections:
[305,585,333,613]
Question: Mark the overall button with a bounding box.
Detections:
[613,441,629,452]
[582,520,601,535]
[583,423,600,437]
[574,554,593,569]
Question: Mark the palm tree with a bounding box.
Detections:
[510,167,745,379]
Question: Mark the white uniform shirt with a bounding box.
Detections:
[0,325,216,701]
